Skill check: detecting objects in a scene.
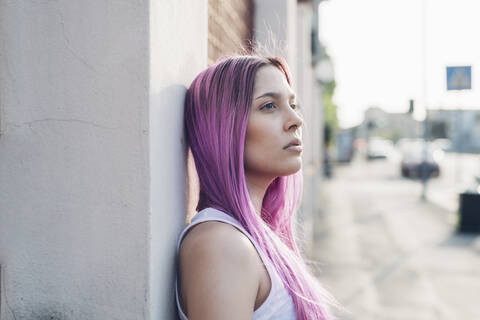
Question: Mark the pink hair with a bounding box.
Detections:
[184,55,337,319]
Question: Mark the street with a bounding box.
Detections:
[311,153,480,320]
[428,152,480,213]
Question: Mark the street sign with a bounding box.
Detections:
[446,66,472,90]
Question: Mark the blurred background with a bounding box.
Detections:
[1,0,479,319]
[314,1,480,319]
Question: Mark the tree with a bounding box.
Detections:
[323,79,338,146]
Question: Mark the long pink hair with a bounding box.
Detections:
[184,55,337,319]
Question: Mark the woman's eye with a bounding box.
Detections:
[261,102,276,111]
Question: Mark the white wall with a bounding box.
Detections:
[0,0,207,319]
[254,0,297,84]
[0,1,150,318]
[296,2,316,170]
[254,0,324,253]
[296,2,320,254]
[149,1,207,319]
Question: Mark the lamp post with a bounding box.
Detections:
[420,0,429,201]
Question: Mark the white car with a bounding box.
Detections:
[366,137,394,160]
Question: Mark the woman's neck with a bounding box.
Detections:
[245,174,274,217]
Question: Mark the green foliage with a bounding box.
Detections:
[323,80,338,146]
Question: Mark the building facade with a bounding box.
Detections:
[0,1,328,319]
[428,109,480,153]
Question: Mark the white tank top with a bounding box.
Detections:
[175,207,297,320]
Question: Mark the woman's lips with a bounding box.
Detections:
[284,145,303,152]
[283,137,302,149]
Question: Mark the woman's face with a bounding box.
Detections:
[244,65,304,180]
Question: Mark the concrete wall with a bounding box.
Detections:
[254,0,297,84]
[149,0,207,319]
[0,1,150,318]
[0,0,207,319]
[296,1,324,254]
[0,0,324,317]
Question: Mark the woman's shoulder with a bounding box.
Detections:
[178,221,261,318]
[179,220,260,268]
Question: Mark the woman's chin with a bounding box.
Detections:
[280,161,302,176]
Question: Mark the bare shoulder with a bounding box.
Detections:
[178,221,261,319]
[179,221,261,278]
[180,221,258,259]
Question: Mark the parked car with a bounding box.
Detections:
[395,138,424,153]
[366,137,394,160]
[400,140,443,178]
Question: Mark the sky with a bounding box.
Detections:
[318,0,480,128]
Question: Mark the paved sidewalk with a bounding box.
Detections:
[309,158,480,320]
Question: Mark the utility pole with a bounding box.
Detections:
[420,0,429,201]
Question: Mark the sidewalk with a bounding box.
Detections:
[309,158,480,320]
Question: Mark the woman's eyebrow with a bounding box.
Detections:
[254,92,296,100]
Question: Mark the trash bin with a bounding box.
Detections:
[458,175,480,233]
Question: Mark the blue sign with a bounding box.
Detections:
[446,66,472,90]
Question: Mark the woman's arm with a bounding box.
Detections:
[179,222,261,320]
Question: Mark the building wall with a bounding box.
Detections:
[0,1,325,319]
[296,1,316,253]
[254,0,297,84]
[208,0,254,64]
[0,1,208,319]
[428,109,480,153]
[149,1,208,319]
[363,107,422,141]
[0,2,150,319]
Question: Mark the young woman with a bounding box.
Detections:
[175,55,337,320]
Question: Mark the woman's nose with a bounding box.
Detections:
[284,105,303,131]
